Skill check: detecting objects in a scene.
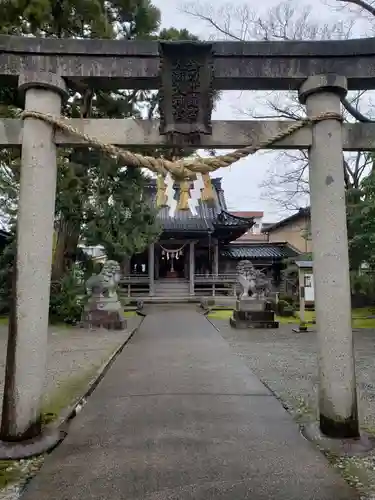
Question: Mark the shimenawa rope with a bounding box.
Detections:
[20,110,343,209]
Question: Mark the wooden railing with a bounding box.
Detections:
[119,274,150,298]
[118,273,280,299]
[193,273,239,297]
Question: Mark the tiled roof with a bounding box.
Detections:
[261,208,310,233]
[146,177,253,233]
[234,232,268,242]
[215,211,254,227]
[230,211,264,218]
[262,222,276,230]
[158,209,214,232]
[220,244,299,260]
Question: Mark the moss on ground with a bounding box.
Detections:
[0,347,121,491]
[41,355,113,425]
[41,367,97,424]
[207,307,375,328]
[0,459,20,489]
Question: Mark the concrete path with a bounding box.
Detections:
[21,309,358,500]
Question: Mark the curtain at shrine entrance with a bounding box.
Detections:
[158,243,188,279]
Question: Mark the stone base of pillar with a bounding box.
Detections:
[81,308,126,330]
[81,292,126,330]
[302,422,374,457]
[0,428,63,460]
[319,413,359,439]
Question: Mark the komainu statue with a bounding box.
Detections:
[231,260,278,329]
[236,260,270,299]
[81,260,126,330]
[86,260,121,301]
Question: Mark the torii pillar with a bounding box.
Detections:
[299,75,359,439]
[0,72,67,455]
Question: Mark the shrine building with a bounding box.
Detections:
[121,177,299,299]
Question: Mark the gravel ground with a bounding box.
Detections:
[211,320,375,428]
[0,316,141,403]
[210,319,375,498]
[0,315,142,500]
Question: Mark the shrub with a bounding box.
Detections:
[278,294,296,306]
[49,270,85,325]
[282,305,296,317]
[350,271,375,300]
[276,299,296,317]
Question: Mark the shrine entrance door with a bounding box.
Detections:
[158,243,187,279]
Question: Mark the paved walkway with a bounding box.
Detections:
[21,309,358,499]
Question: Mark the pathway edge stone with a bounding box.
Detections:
[0,316,144,461]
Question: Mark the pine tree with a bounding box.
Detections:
[0,1,203,314]
[0,1,200,275]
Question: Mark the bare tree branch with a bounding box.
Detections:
[335,0,375,17]
[342,97,375,122]
[182,0,373,211]
[183,10,242,40]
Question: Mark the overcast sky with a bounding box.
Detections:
[152,0,372,222]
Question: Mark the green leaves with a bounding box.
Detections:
[82,161,160,260]
[0,1,204,276]
[347,169,375,270]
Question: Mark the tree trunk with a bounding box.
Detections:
[121,255,131,276]
[51,217,80,281]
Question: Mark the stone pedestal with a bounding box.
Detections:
[82,298,126,330]
[230,298,278,329]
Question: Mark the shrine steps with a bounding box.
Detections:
[132,296,200,304]
[154,278,190,297]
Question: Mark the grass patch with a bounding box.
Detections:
[207,309,312,324]
[353,318,375,329]
[352,307,375,318]
[123,310,137,318]
[207,307,375,329]
[277,310,315,325]
[207,309,233,320]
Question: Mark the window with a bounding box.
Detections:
[304,275,312,287]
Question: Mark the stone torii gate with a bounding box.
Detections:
[0,35,375,456]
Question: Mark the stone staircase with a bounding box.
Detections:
[154,279,190,299]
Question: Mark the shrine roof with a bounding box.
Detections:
[146,177,254,234]
[214,211,254,227]
[221,243,299,260]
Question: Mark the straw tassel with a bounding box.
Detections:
[177,179,191,211]
[201,173,215,205]
[156,174,168,208]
